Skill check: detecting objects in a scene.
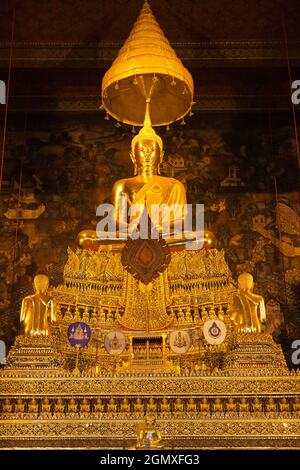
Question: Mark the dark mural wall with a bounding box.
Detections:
[0,110,299,350]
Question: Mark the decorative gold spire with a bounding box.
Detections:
[101,0,194,127]
[131,99,163,154]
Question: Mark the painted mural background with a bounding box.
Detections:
[0,111,299,359]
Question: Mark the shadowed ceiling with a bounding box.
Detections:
[0,0,299,42]
[0,0,299,112]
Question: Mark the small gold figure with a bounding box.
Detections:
[28,398,39,414]
[135,414,163,450]
[2,398,13,413]
[174,397,184,413]
[67,398,78,414]
[94,398,105,413]
[107,397,117,413]
[147,397,157,413]
[134,397,144,413]
[213,397,223,414]
[229,273,266,333]
[266,397,277,413]
[120,397,131,413]
[80,398,90,414]
[160,397,170,413]
[200,397,210,414]
[54,398,65,415]
[41,398,52,415]
[20,274,56,337]
[252,397,263,413]
[187,398,197,414]
[226,397,237,413]
[239,398,250,413]
[292,397,300,413]
[279,397,290,413]
[14,398,25,413]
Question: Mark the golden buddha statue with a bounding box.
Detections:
[279,398,290,413]
[292,397,300,414]
[213,398,223,414]
[200,397,210,414]
[20,274,56,337]
[3,398,13,413]
[80,398,90,414]
[147,397,157,413]
[226,397,237,414]
[134,397,144,414]
[239,398,250,413]
[41,398,52,415]
[266,397,277,413]
[252,397,263,413]
[187,398,197,414]
[174,397,184,413]
[78,103,187,248]
[160,397,170,413]
[54,398,65,415]
[107,397,117,413]
[120,397,131,413]
[67,398,78,414]
[14,398,25,414]
[28,398,39,414]
[94,398,105,413]
[229,273,266,334]
[135,414,163,450]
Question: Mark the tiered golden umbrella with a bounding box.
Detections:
[101,0,194,127]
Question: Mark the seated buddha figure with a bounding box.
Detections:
[94,398,105,413]
[213,398,223,415]
[134,397,144,414]
[107,397,117,413]
[292,397,300,414]
[160,397,170,413]
[41,398,52,416]
[229,273,266,334]
[174,397,184,413]
[147,397,157,414]
[239,398,250,413]
[28,398,39,414]
[266,397,277,414]
[67,398,78,414]
[14,398,25,414]
[226,397,237,414]
[200,397,210,414]
[279,397,290,414]
[78,105,187,248]
[54,398,65,415]
[252,397,263,414]
[187,398,197,414]
[135,415,163,450]
[80,398,90,414]
[3,398,13,414]
[120,397,131,414]
[20,274,55,337]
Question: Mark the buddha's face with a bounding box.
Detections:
[133,139,161,172]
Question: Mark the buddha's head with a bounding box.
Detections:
[33,274,49,294]
[131,101,163,175]
[238,272,253,292]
